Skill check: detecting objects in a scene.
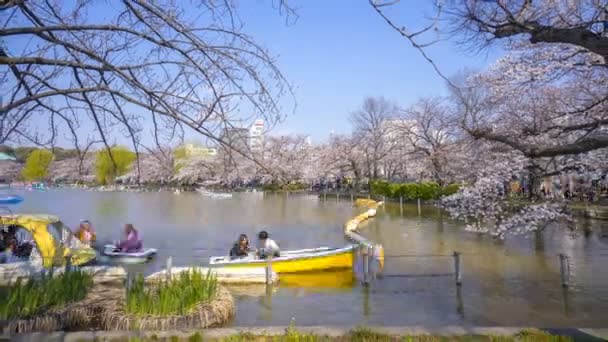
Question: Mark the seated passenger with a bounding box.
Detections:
[1,226,32,259]
[257,230,280,259]
[116,224,143,253]
[74,220,96,246]
[229,234,251,259]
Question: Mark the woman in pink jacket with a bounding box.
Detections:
[116,223,142,252]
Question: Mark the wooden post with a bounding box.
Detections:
[453,251,462,286]
[362,246,370,286]
[266,255,273,284]
[370,245,375,280]
[166,256,172,282]
[65,255,72,273]
[125,272,133,297]
[559,254,570,288]
[417,198,422,217]
[456,284,464,315]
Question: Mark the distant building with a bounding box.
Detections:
[0,152,16,161]
[221,127,250,152]
[182,144,217,157]
[220,120,265,154]
[249,120,264,152]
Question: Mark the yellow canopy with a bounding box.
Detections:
[1,214,96,268]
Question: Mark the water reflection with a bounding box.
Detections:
[362,286,370,317]
[280,269,354,290]
[95,194,126,218]
[11,189,608,327]
[455,285,464,317]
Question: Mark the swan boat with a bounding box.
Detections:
[196,188,232,198]
[99,244,157,265]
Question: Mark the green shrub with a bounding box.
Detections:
[262,182,306,192]
[95,146,136,184]
[262,184,280,192]
[0,269,93,320]
[370,180,458,201]
[21,149,54,181]
[126,269,218,316]
[442,183,461,196]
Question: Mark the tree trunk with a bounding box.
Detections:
[527,164,541,201]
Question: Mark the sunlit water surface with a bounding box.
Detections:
[7,188,608,327]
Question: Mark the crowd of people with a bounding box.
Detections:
[509,175,608,202]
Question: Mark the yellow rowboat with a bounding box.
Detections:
[209,246,355,273]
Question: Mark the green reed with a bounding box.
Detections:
[126,269,218,316]
[0,269,93,320]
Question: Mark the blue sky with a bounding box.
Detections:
[235,0,503,142]
[4,0,504,147]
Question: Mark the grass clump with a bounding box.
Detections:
[0,269,93,320]
[126,269,218,316]
[211,327,573,342]
[97,329,575,342]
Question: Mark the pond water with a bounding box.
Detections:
[7,188,608,327]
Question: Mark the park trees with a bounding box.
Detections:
[399,97,460,186]
[1,0,294,177]
[172,152,221,185]
[95,147,136,185]
[370,0,608,236]
[350,97,400,179]
[261,135,314,184]
[21,149,54,181]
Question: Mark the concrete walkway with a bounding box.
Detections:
[3,326,608,341]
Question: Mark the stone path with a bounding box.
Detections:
[3,326,608,341]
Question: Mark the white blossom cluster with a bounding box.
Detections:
[440,152,526,235]
[492,202,573,238]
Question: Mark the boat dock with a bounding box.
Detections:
[146,266,278,284]
[0,264,277,286]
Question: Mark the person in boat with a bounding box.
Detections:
[0,227,10,263]
[74,220,96,246]
[257,230,280,259]
[229,234,251,259]
[115,223,143,253]
[0,225,32,260]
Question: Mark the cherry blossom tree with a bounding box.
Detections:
[118,151,174,185]
[172,154,221,185]
[1,0,295,181]
[258,135,313,184]
[399,97,460,185]
[370,0,608,236]
[49,155,94,184]
[318,134,366,189]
